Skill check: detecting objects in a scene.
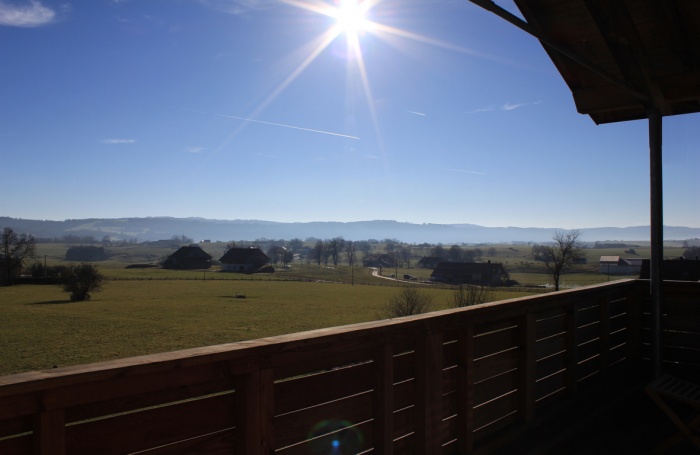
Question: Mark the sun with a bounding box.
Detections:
[332,0,370,36]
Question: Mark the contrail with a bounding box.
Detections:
[185,108,360,140]
[408,111,426,116]
[437,167,486,175]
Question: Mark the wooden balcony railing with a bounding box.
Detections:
[1,279,698,454]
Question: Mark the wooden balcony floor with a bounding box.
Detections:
[493,384,698,455]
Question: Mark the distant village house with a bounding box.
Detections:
[430,262,507,285]
[363,254,397,268]
[599,256,643,275]
[417,256,443,269]
[220,247,270,273]
[163,245,212,270]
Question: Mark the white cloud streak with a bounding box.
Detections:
[198,0,272,15]
[408,111,426,116]
[0,0,56,27]
[103,138,136,144]
[468,101,541,114]
[186,108,360,140]
[186,147,205,153]
[436,167,486,175]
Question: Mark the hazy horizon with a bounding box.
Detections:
[3,214,700,230]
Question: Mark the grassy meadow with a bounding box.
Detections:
[2,240,687,376]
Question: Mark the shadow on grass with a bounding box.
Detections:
[28,299,74,305]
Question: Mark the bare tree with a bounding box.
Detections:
[313,240,325,266]
[345,241,356,266]
[328,237,345,266]
[542,230,583,291]
[1,227,37,286]
[380,287,434,318]
[451,284,493,308]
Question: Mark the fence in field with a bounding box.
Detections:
[1,279,698,454]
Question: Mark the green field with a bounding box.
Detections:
[2,240,686,377]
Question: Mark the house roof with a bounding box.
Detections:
[219,247,269,264]
[506,0,700,124]
[600,256,620,263]
[432,262,505,276]
[168,245,212,260]
[418,256,443,263]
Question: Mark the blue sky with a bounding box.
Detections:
[1,0,698,229]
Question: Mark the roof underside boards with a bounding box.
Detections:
[512,0,700,124]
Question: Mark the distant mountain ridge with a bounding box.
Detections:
[2,217,699,244]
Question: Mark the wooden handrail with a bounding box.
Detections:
[1,280,698,454]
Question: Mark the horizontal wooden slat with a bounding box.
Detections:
[577,305,602,326]
[0,434,31,455]
[536,314,567,340]
[394,378,415,411]
[276,419,373,455]
[535,369,567,400]
[473,370,518,407]
[67,393,235,454]
[536,352,567,380]
[578,322,601,344]
[473,390,518,430]
[392,404,414,439]
[473,349,518,383]
[134,428,235,455]
[535,334,566,360]
[275,362,373,415]
[473,325,519,359]
[274,391,373,448]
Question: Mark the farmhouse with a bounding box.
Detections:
[417,256,443,268]
[362,254,397,268]
[219,247,270,273]
[599,256,643,275]
[431,261,507,285]
[163,245,212,270]
[639,259,700,281]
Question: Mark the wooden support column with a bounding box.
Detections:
[234,369,275,455]
[649,107,664,378]
[518,313,536,423]
[415,331,443,454]
[373,342,394,454]
[34,409,65,455]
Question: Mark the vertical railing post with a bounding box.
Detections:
[626,282,644,373]
[566,301,580,397]
[234,369,274,455]
[374,342,394,454]
[415,331,443,454]
[34,409,65,455]
[518,313,536,423]
[457,325,475,454]
[598,295,611,382]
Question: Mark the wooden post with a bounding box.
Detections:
[34,409,65,455]
[457,325,475,454]
[598,296,611,382]
[518,313,536,423]
[234,369,274,455]
[566,302,580,396]
[649,107,664,378]
[373,342,394,454]
[415,331,443,454]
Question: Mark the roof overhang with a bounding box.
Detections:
[480,0,700,124]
